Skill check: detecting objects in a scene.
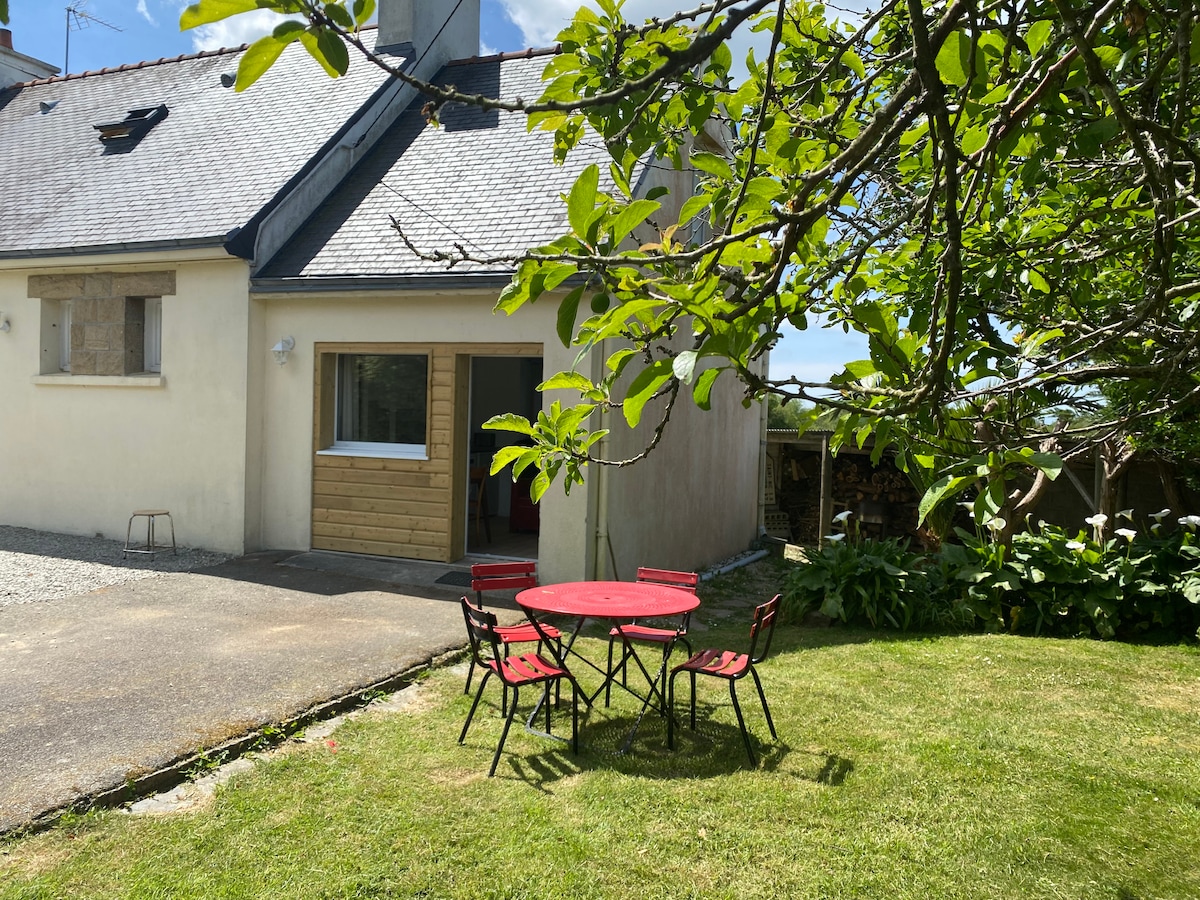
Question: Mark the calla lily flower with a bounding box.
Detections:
[1084,513,1108,528]
[1115,528,1137,541]
[1150,508,1171,522]
[832,510,853,523]
[1117,509,1134,522]
[826,533,847,542]
[1178,515,1200,530]
[1066,540,1086,551]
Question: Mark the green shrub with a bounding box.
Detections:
[783,517,1200,640]
[782,537,948,630]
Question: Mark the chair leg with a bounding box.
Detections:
[750,667,777,740]
[605,636,615,707]
[667,668,680,750]
[464,657,476,695]
[657,643,675,715]
[488,685,519,777]
[689,671,697,730]
[460,671,492,744]
[570,677,579,754]
[728,680,757,766]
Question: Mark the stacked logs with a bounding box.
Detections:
[772,445,922,544]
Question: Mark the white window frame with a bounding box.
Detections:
[58,300,72,372]
[143,297,162,373]
[323,353,429,461]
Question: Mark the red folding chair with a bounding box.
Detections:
[668,594,780,766]
[458,598,578,777]
[465,562,562,704]
[605,567,698,707]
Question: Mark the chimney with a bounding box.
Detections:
[0,28,60,89]
[377,0,479,70]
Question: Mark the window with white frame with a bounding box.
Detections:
[332,354,429,458]
[143,297,162,373]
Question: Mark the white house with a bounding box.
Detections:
[0,0,765,584]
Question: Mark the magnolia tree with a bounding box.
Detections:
[181,0,1200,534]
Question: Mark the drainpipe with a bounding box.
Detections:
[757,370,769,539]
[592,338,612,581]
[593,449,611,581]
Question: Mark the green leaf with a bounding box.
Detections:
[961,125,990,156]
[539,371,594,393]
[693,368,721,410]
[567,165,600,239]
[1026,452,1062,479]
[0,0,7,24]
[918,475,973,525]
[690,152,734,180]
[609,199,661,245]
[530,470,552,503]
[840,48,865,79]
[556,284,584,348]
[935,31,973,87]
[1026,20,1053,55]
[236,28,302,92]
[352,0,376,26]
[482,412,535,437]
[324,3,354,28]
[622,360,674,427]
[488,445,528,476]
[310,27,350,76]
[180,0,262,30]
[678,194,711,229]
[1026,269,1050,293]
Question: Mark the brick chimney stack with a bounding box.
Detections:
[0,28,60,88]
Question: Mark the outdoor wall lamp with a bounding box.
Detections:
[271,335,294,366]
[0,313,10,333]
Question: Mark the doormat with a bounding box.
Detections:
[434,571,474,587]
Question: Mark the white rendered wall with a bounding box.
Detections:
[253,290,592,584]
[0,257,252,553]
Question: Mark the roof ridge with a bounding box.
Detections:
[6,30,554,92]
[8,23,387,90]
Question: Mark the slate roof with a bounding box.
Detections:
[0,35,396,258]
[256,51,631,286]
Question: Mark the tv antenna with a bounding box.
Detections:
[65,2,123,74]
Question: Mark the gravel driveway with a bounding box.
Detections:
[0,526,230,606]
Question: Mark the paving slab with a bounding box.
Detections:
[0,551,522,835]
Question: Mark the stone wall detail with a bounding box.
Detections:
[28,271,175,376]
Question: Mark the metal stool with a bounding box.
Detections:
[123,509,176,559]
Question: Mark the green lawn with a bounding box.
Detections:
[2,577,1198,899]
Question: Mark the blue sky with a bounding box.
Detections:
[5,0,863,388]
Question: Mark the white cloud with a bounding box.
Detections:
[189,9,303,53]
[136,0,157,27]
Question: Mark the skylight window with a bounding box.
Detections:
[93,105,168,145]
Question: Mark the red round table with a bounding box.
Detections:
[517,581,700,751]
[516,580,700,620]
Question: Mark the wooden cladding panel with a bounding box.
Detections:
[311,342,540,562]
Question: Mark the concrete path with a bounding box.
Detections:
[0,551,520,835]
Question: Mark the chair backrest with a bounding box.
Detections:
[471,561,537,602]
[747,594,781,664]
[460,596,503,669]
[635,566,699,593]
